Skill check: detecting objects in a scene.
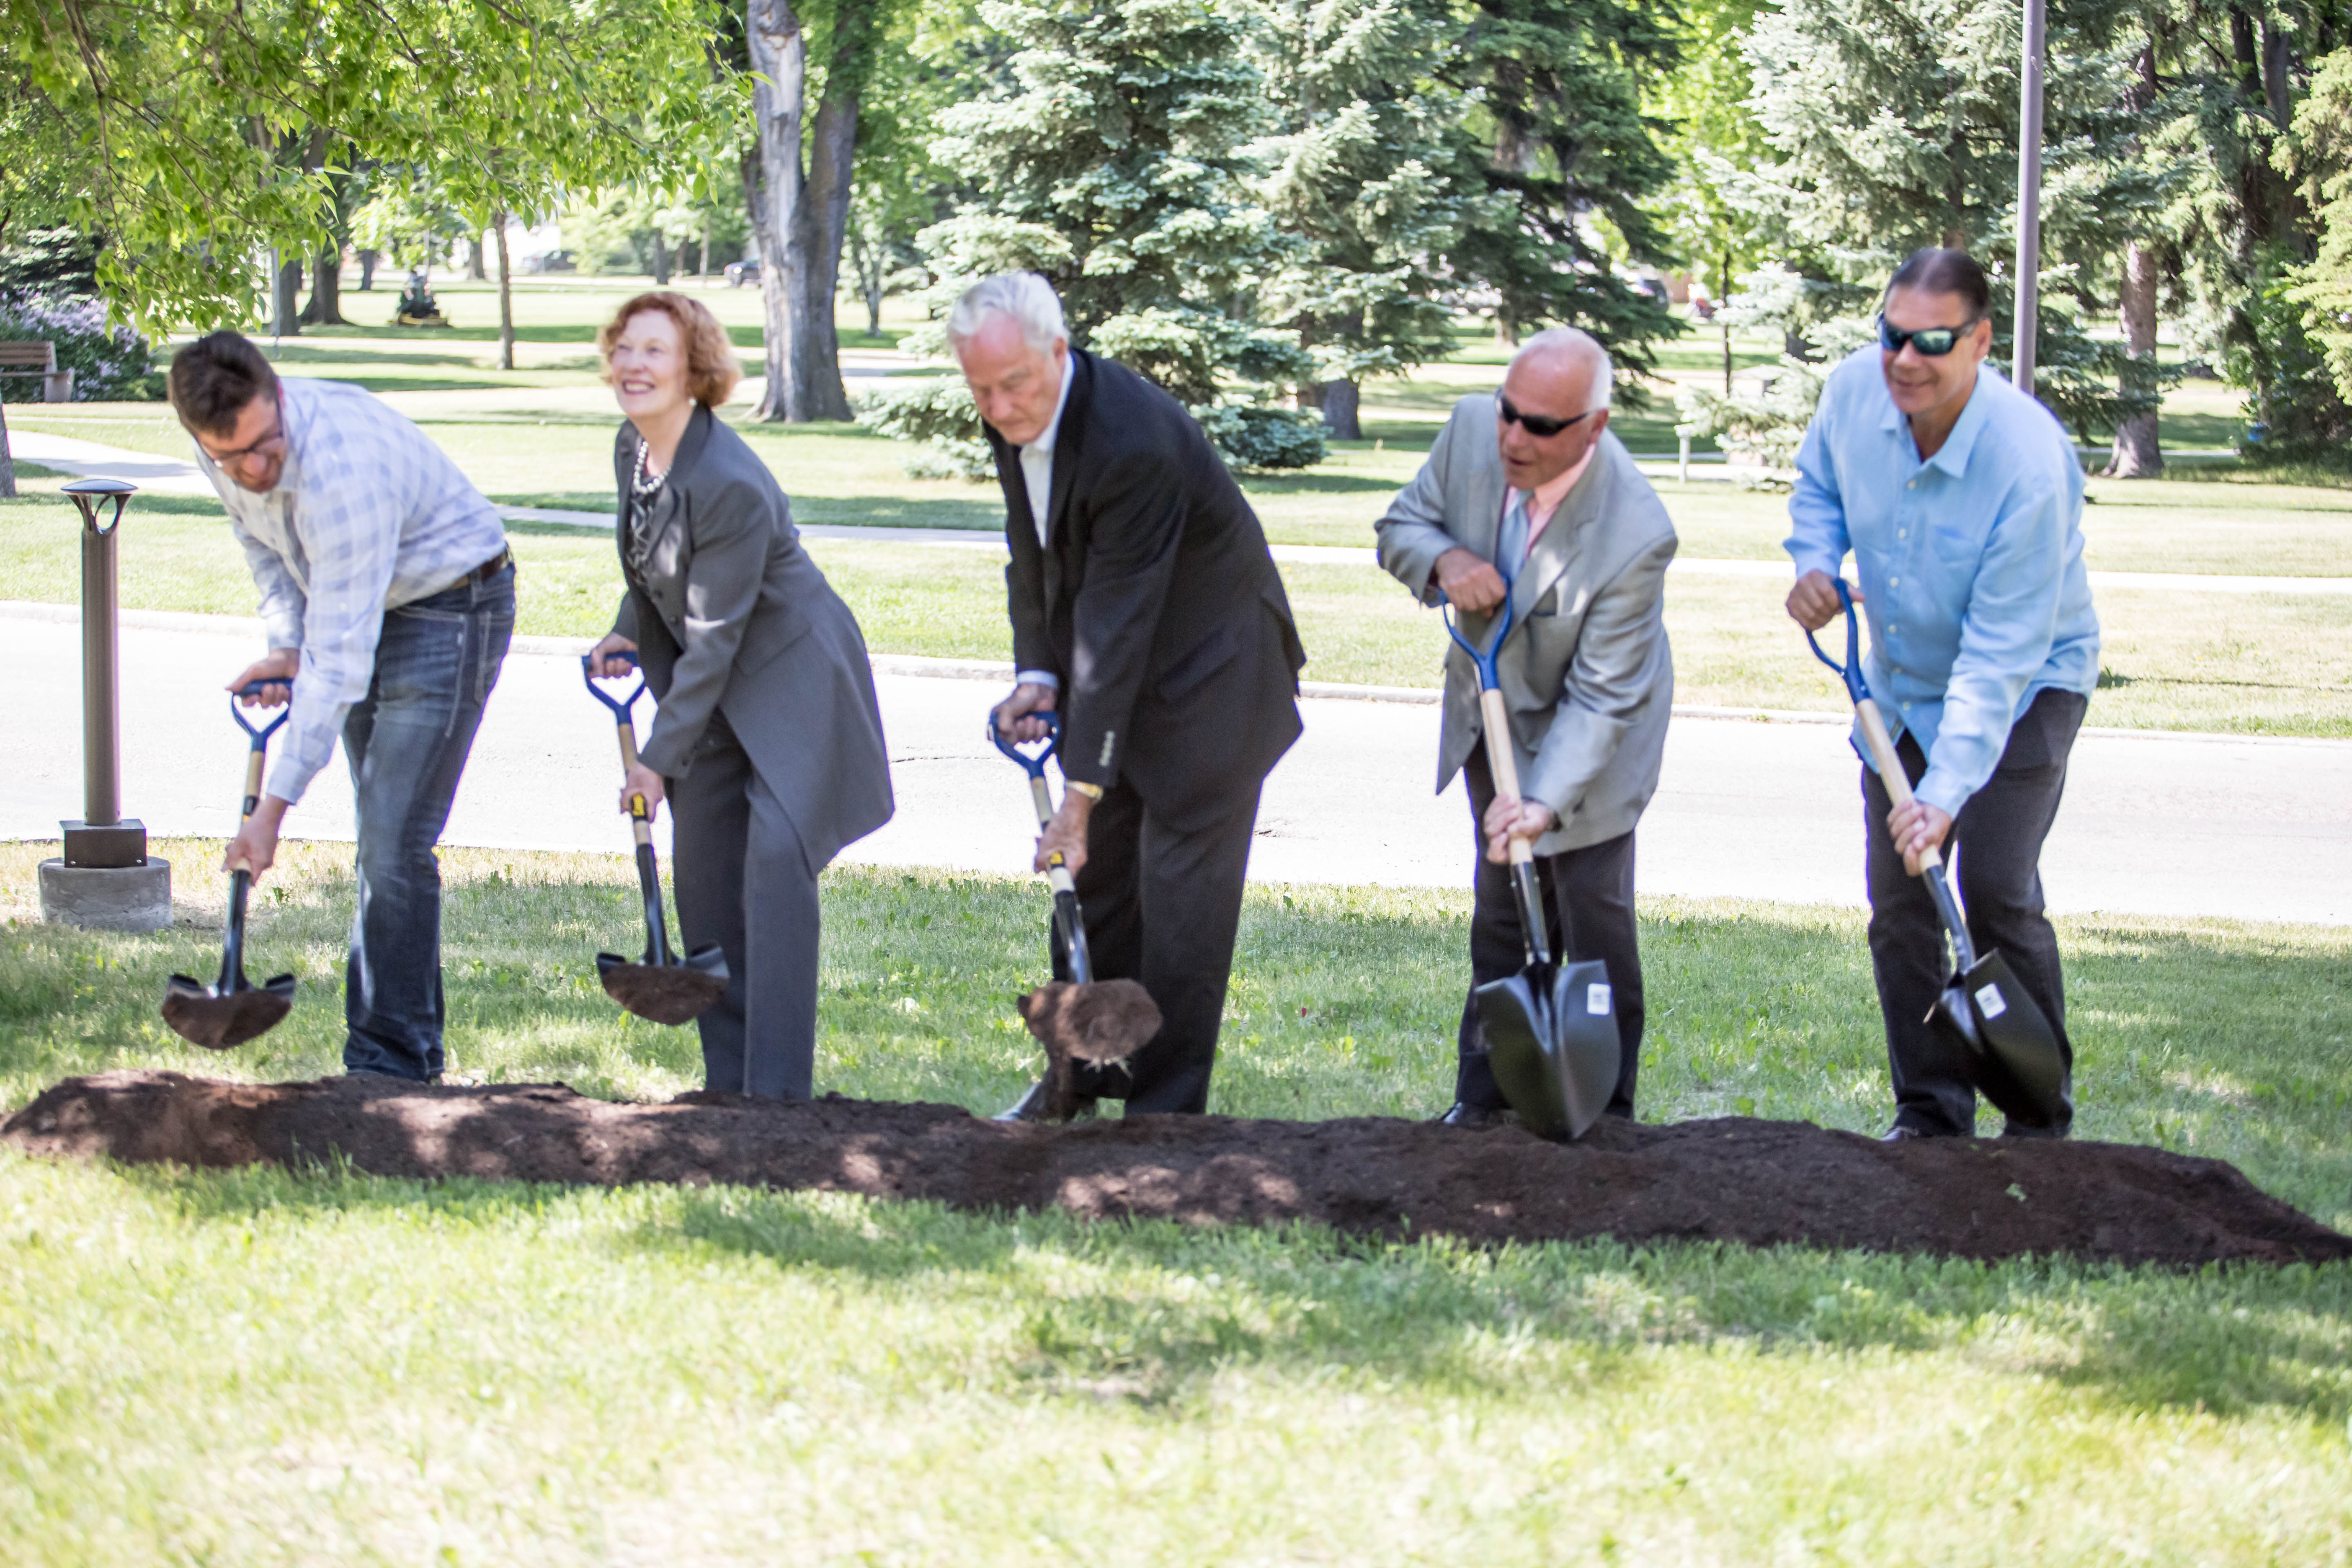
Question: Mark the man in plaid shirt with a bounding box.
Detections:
[171,332,515,1083]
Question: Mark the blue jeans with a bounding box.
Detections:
[340,564,514,1080]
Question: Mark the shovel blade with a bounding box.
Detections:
[160,971,296,1050]
[1477,959,1618,1142]
[1956,951,2069,1130]
[598,944,730,1026]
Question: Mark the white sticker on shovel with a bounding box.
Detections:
[1587,982,1613,1016]
[1974,984,2007,1019]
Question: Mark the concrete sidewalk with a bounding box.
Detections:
[13,431,2351,596]
[6,601,2348,924]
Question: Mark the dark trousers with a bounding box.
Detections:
[1455,739,1646,1117]
[1056,777,1265,1116]
[1865,688,2086,1137]
[341,565,515,1080]
[670,711,823,1099]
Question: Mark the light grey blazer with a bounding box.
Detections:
[1375,395,1677,855]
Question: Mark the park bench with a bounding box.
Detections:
[0,341,75,402]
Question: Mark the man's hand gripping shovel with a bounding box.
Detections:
[160,685,298,1048]
[1805,578,2068,1129]
[991,713,1160,1120]
[1446,592,1619,1141]
[582,653,729,1027]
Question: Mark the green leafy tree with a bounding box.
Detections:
[1245,0,1472,439]
[1431,0,1686,395]
[916,0,1321,466]
[1647,0,1773,394]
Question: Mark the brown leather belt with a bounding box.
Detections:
[469,545,513,582]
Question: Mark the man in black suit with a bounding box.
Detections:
[955,272,1306,1119]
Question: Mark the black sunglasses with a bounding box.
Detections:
[1878,314,1980,358]
[1496,393,1598,439]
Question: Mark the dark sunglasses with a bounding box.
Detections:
[1496,393,1598,439]
[1878,314,1980,357]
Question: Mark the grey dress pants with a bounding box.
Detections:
[668,709,822,1098]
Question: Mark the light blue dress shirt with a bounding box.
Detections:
[1785,348,2100,817]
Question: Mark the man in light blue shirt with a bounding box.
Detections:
[1785,248,2099,1140]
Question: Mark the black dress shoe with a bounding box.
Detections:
[994,1078,1098,1123]
[1435,1102,1515,1129]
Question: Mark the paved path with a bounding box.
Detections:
[6,602,2348,924]
[13,432,2351,597]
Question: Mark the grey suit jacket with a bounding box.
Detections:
[1375,396,1677,854]
[608,406,893,871]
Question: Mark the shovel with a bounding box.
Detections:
[582,652,729,1027]
[990,712,1160,1109]
[1444,590,1619,1141]
[1806,577,2069,1129]
[161,685,298,1049]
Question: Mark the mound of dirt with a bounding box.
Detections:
[7,1071,2345,1267]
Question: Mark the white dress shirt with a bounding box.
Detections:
[193,377,508,804]
[1014,354,1076,691]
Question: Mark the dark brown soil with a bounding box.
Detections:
[7,1071,2345,1267]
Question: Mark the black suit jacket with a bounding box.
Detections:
[989,350,1305,824]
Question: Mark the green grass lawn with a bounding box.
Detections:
[2,840,2348,1561]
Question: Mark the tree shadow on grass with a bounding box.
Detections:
[112,1154,2352,1423]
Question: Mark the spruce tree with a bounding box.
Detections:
[1431,0,1686,394]
[919,0,1319,463]
[1245,0,1472,439]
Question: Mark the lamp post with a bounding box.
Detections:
[2013,0,2047,396]
[39,477,171,931]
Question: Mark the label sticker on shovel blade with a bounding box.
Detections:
[1587,982,1612,1016]
[1974,984,2007,1019]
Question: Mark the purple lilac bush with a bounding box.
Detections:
[0,293,158,401]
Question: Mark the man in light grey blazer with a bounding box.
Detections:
[1375,328,1678,1127]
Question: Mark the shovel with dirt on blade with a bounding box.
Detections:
[162,684,299,1049]
[990,712,1160,1121]
[1443,588,1620,1142]
[581,652,729,1027]
[1805,577,2069,1131]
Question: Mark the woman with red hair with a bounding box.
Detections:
[587,291,893,1098]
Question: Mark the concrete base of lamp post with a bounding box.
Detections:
[39,857,172,931]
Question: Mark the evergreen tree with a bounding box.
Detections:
[1737,0,2174,439]
[2285,47,2352,417]
[920,0,1316,463]
[1245,0,1472,439]
[1431,0,1686,396]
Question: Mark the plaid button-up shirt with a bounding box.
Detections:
[193,376,508,804]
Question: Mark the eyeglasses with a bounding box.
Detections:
[1496,394,1598,439]
[1878,314,1980,358]
[195,392,287,466]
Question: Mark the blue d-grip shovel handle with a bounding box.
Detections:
[989,708,1059,776]
[581,649,646,719]
[230,682,293,747]
[1442,586,1517,694]
[1804,577,1870,708]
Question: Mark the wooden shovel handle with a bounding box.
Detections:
[1854,698,1943,874]
[1478,687,1536,867]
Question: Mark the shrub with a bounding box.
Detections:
[1196,404,1325,470]
[0,292,160,401]
[855,378,994,481]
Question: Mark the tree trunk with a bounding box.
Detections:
[745,0,807,423]
[272,251,303,338]
[300,243,347,325]
[2104,238,2163,478]
[357,249,379,290]
[784,0,874,423]
[0,397,16,499]
[467,234,487,281]
[1319,379,1363,440]
[702,208,715,286]
[494,212,516,370]
[652,230,671,285]
[865,276,883,335]
[1721,250,1733,394]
